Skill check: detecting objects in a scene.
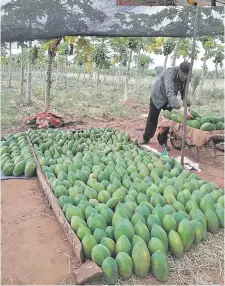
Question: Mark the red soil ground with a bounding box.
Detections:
[1,179,77,285]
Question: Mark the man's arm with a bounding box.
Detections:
[164,68,181,109]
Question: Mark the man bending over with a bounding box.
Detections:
[141,61,193,151]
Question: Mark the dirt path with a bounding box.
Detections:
[1,179,77,285]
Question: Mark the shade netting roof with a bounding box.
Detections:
[1,0,224,42]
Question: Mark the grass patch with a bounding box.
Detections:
[190,87,224,115]
[1,72,224,133]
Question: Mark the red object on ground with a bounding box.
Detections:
[24,111,64,128]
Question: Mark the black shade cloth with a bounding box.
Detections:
[1,0,224,42]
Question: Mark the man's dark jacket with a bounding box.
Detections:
[151,66,187,109]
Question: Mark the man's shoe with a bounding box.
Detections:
[140,139,149,145]
[161,144,170,151]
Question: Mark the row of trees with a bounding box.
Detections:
[1,36,224,108]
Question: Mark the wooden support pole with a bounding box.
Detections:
[181,6,200,166]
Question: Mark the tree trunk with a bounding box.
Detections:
[103,70,107,82]
[88,63,92,83]
[96,65,100,95]
[18,42,25,100]
[171,39,181,67]
[42,68,45,95]
[163,55,168,70]
[77,65,82,82]
[137,66,142,97]
[64,55,68,88]
[121,65,124,83]
[134,46,141,95]
[212,62,218,94]
[196,49,208,101]
[113,65,116,89]
[8,42,12,88]
[117,61,122,90]
[123,49,133,102]
[102,70,104,83]
[26,40,32,104]
[90,64,93,87]
[45,52,53,110]
[83,67,86,82]
[54,56,59,90]
[94,69,97,82]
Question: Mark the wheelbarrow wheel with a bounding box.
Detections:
[215,142,224,152]
[170,131,183,150]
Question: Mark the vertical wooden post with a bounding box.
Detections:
[181,7,200,166]
[19,42,24,100]
[8,42,12,88]
[26,40,32,104]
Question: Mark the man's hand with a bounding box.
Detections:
[178,107,193,119]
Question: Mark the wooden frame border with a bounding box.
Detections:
[26,135,84,267]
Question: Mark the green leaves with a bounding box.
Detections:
[30,45,39,63]
[176,39,200,61]
[74,37,93,68]
[92,42,109,68]
[163,39,176,56]
[199,36,216,49]
[57,42,69,56]
[199,36,224,67]
[213,45,224,65]
[139,54,153,69]
[109,38,129,64]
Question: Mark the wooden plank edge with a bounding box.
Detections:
[25,135,84,267]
